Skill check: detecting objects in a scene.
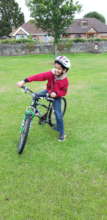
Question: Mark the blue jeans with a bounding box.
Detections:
[37,90,64,136]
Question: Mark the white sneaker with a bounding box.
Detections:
[58,134,67,141]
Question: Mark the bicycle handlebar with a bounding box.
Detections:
[21,86,33,94]
[21,86,54,102]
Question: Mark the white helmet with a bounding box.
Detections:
[55,56,71,70]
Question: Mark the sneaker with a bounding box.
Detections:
[58,134,66,141]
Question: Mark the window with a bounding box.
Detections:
[80,21,88,28]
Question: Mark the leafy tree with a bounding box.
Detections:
[28,0,81,53]
[25,0,30,5]
[84,11,106,24]
[0,0,24,37]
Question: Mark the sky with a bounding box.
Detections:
[15,0,107,23]
[15,0,30,22]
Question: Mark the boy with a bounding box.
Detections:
[17,56,71,141]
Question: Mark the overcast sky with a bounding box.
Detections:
[15,0,107,23]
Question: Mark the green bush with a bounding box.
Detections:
[61,38,107,43]
[94,38,107,42]
[0,38,37,44]
[57,39,73,51]
[0,37,107,47]
[26,41,36,51]
[86,38,107,42]
[73,38,86,42]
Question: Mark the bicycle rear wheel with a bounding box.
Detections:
[49,97,67,127]
[18,115,32,154]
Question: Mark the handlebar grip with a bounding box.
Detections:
[21,86,33,94]
[46,97,54,102]
[21,86,26,89]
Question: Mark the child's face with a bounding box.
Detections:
[54,63,66,76]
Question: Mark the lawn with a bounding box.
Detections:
[0,53,107,220]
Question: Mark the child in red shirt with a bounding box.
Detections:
[17,56,71,141]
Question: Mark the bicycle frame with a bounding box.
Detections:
[20,86,54,131]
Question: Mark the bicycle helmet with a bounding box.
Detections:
[55,56,71,70]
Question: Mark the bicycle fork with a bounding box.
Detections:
[20,108,35,133]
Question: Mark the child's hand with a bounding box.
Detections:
[50,92,57,98]
[16,80,25,88]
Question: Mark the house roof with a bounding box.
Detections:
[11,21,47,36]
[65,18,107,34]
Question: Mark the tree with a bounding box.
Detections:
[84,11,106,24]
[28,0,81,53]
[0,0,24,37]
[25,0,30,5]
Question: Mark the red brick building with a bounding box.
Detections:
[63,18,107,39]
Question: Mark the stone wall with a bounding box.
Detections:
[68,41,107,53]
[0,43,54,56]
[0,41,107,56]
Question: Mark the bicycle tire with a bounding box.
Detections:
[18,115,32,154]
[49,97,67,127]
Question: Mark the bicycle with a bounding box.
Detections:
[17,86,67,154]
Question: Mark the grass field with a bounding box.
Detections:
[0,53,107,220]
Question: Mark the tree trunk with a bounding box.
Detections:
[54,43,58,56]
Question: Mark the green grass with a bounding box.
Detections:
[0,53,107,220]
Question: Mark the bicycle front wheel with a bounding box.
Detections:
[18,115,32,154]
[49,97,67,127]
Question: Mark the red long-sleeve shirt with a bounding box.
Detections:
[25,71,69,97]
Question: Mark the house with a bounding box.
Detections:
[10,18,107,42]
[10,21,53,42]
[63,18,107,39]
